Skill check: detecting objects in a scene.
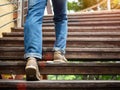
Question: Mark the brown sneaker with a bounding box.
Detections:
[54,51,68,63]
[25,57,41,81]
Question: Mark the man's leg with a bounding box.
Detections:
[24,0,47,80]
[52,0,68,63]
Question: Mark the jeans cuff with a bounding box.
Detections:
[53,47,65,55]
[24,53,42,60]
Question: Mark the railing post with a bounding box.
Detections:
[47,0,52,14]
[17,0,23,27]
[97,0,101,11]
[107,0,111,10]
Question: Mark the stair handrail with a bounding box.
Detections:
[12,0,28,27]
[17,0,23,27]
[21,0,28,27]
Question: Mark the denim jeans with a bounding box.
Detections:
[24,0,68,59]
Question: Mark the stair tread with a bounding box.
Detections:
[42,21,120,25]
[1,79,120,82]
[1,37,120,41]
[0,61,120,74]
[11,26,120,31]
[3,31,120,39]
[1,55,120,60]
[0,80,120,89]
[1,47,120,52]
[1,61,120,66]
[3,32,120,36]
[44,14,120,19]
[1,48,120,60]
[43,18,120,23]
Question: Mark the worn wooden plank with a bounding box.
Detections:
[3,32,120,38]
[2,37,120,41]
[43,18,120,24]
[1,37,120,47]
[11,26,120,33]
[1,47,120,60]
[42,21,120,26]
[1,53,120,60]
[44,13,120,19]
[1,47,120,52]
[0,61,120,75]
[0,80,120,90]
[43,16,120,22]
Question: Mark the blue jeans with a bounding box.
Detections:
[24,0,68,59]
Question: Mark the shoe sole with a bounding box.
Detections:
[54,60,67,63]
[25,66,38,81]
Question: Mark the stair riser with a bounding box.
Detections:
[1,52,120,60]
[3,34,120,38]
[0,41,120,48]
[1,61,120,74]
[3,32,120,38]
[42,22,120,26]
[44,14,120,20]
[11,28,120,32]
[43,18,120,23]
[0,79,119,89]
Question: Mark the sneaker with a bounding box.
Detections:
[25,57,41,81]
[53,51,68,63]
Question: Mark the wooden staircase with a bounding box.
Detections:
[0,10,120,89]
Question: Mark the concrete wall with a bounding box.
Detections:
[0,0,14,37]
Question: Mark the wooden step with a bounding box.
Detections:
[11,26,120,33]
[1,47,120,60]
[1,47,120,52]
[0,80,120,89]
[3,32,120,38]
[0,61,120,74]
[42,21,120,27]
[1,37,120,41]
[44,13,120,20]
[1,52,120,60]
[0,37,120,48]
[43,17,120,23]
